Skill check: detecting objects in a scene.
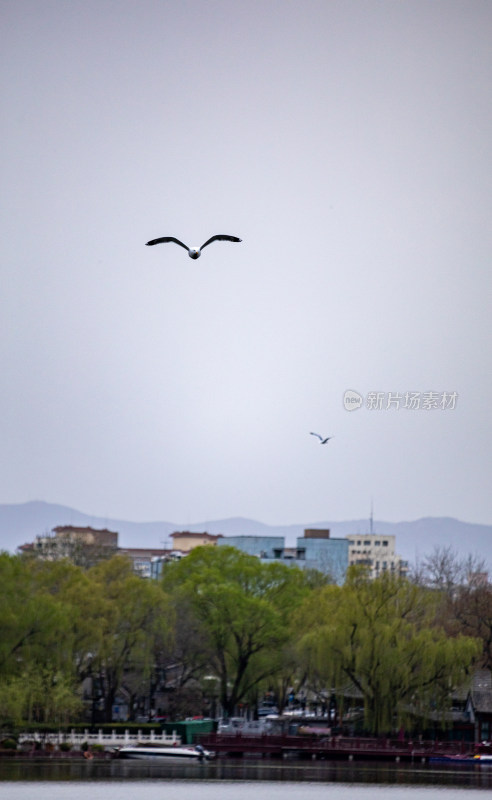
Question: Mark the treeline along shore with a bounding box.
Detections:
[1,545,491,739]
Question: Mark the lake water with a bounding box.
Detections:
[0,759,491,798]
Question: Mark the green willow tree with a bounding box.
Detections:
[84,556,172,721]
[0,554,66,674]
[0,553,79,724]
[162,546,312,716]
[296,567,480,735]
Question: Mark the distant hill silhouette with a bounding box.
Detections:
[1,500,490,570]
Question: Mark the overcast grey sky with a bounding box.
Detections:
[1,0,491,527]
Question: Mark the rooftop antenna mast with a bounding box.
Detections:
[369,498,374,535]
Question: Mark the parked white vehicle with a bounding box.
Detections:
[217,717,275,736]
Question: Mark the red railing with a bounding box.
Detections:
[197,732,473,758]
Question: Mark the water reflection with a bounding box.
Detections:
[0,758,491,789]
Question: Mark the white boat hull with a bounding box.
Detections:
[118,745,213,761]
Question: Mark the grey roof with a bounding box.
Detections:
[470,670,492,714]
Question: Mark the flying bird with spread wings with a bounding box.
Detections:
[145,234,242,259]
[310,432,334,445]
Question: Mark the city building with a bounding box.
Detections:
[217,535,285,560]
[149,531,223,580]
[19,526,169,577]
[18,521,407,584]
[346,533,408,578]
[217,529,349,583]
[150,551,184,580]
[119,547,171,578]
[295,530,348,582]
[170,531,223,553]
[19,525,118,566]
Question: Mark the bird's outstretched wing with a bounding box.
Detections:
[310,432,323,440]
[146,237,189,249]
[200,234,242,250]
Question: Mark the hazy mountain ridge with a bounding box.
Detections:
[0,501,490,569]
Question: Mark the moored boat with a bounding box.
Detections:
[429,754,492,764]
[117,743,214,761]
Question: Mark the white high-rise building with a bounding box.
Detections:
[345,533,408,579]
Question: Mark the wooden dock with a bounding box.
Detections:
[196,733,475,763]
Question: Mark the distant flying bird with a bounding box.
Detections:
[310,432,333,444]
[145,234,242,259]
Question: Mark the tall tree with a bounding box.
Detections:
[412,545,486,595]
[85,556,171,721]
[411,546,492,669]
[0,554,78,724]
[296,567,480,734]
[0,554,71,677]
[162,546,310,716]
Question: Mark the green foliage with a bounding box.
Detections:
[0,675,28,727]
[0,666,82,726]
[0,553,72,678]
[0,548,483,731]
[81,556,172,720]
[0,738,17,750]
[295,568,481,734]
[162,546,310,715]
[0,553,81,726]
[0,553,172,725]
